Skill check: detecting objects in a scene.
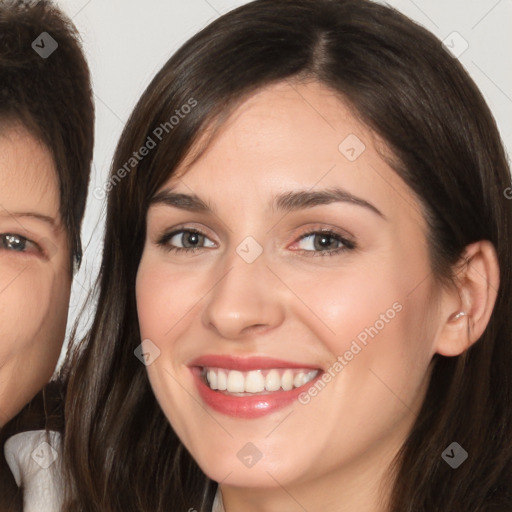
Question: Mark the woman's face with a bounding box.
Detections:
[0,125,71,426]
[136,81,446,499]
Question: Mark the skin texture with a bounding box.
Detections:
[136,81,499,512]
[0,125,71,426]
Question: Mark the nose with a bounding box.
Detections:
[201,248,286,340]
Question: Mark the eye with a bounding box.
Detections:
[157,227,355,257]
[292,229,355,257]
[157,228,216,254]
[0,233,39,254]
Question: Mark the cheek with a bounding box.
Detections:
[135,254,208,341]
[135,259,171,339]
[0,264,70,423]
[280,260,408,355]
[0,269,46,355]
[135,256,214,434]
[290,253,438,399]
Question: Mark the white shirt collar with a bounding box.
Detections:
[212,486,225,512]
[5,431,225,512]
[4,430,63,512]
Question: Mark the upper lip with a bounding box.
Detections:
[189,355,321,372]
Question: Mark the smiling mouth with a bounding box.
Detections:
[201,367,319,395]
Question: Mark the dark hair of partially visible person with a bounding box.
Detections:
[0,0,94,510]
[62,0,512,511]
[0,0,94,274]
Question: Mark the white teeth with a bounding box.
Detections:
[245,370,265,393]
[226,370,245,393]
[265,369,281,391]
[217,370,227,391]
[281,369,294,391]
[204,367,319,394]
[207,369,218,390]
[294,372,305,388]
[306,370,317,383]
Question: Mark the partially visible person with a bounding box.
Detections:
[0,1,94,510]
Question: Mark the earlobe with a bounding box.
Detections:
[434,240,500,357]
[450,311,467,321]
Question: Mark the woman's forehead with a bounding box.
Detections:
[157,81,422,226]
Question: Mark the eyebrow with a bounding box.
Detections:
[151,187,385,218]
[0,211,58,228]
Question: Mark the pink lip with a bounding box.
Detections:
[189,355,322,419]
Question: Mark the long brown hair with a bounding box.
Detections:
[63,1,512,510]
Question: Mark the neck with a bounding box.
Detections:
[219,440,400,512]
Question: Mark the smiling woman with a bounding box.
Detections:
[63,0,511,511]
[0,0,94,510]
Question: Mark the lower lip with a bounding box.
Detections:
[191,367,321,419]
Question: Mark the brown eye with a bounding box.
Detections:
[158,228,216,254]
[1,234,30,252]
[293,229,356,257]
[0,233,42,256]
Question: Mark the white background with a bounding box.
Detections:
[51,0,512,366]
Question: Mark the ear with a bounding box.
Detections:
[434,240,500,357]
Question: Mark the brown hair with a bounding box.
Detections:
[63,0,512,510]
[0,0,94,509]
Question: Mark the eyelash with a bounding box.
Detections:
[157,227,356,257]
